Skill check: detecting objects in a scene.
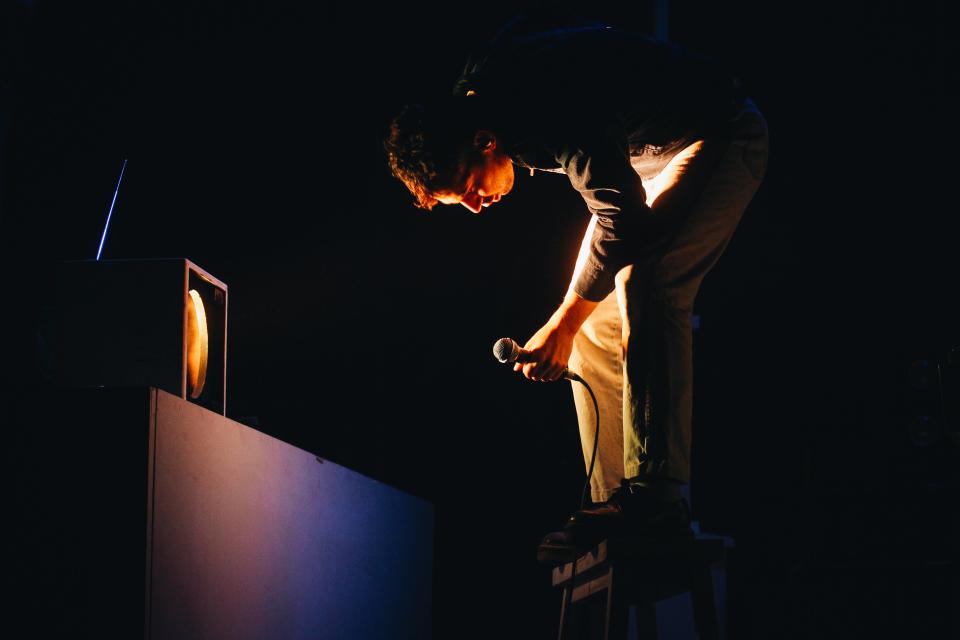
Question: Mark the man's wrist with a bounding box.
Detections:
[549,291,600,335]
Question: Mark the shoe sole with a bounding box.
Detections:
[536,542,579,566]
[536,523,694,567]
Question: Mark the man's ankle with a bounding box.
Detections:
[623,476,685,501]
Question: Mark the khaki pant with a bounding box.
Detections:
[569,100,769,502]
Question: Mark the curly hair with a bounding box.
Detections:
[384,98,485,210]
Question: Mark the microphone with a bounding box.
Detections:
[492,337,584,383]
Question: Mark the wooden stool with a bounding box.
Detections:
[551,535,730,639]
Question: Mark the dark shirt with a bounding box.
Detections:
[452,19,743,301]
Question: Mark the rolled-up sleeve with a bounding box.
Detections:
[557,134,652,301]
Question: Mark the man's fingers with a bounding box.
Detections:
[542,368,561,382]
[522,362,538,381]
[515,348,534,364]
[520,361,563,382]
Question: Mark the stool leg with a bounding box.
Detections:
[690,563,719,640]
[604,567,629,640]
[558,587,571,640]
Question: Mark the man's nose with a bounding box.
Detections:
[460,195,483,214]
[477,194,500,208]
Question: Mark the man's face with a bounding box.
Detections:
[434,132,515,214]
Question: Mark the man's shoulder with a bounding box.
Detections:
[452,17,670,99]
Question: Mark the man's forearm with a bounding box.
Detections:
[547,291,600,336]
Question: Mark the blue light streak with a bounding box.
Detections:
[96,158,128,261]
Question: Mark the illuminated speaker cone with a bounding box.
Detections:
[186,289,209,399]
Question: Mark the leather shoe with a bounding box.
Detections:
[536,480,692,565]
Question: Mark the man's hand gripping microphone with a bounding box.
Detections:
[492,337,585,383]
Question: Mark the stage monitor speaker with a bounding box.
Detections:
[44,259,227,414]
[8,387,435,638]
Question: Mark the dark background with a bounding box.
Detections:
[2,1,957,637]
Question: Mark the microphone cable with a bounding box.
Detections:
[492,338,601,509]
[569,373,600,511]
[492,337,601,637]
[562,372,599,640]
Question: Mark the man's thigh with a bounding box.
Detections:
[625,128,766,310]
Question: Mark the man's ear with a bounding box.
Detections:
[473,130,496,151]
